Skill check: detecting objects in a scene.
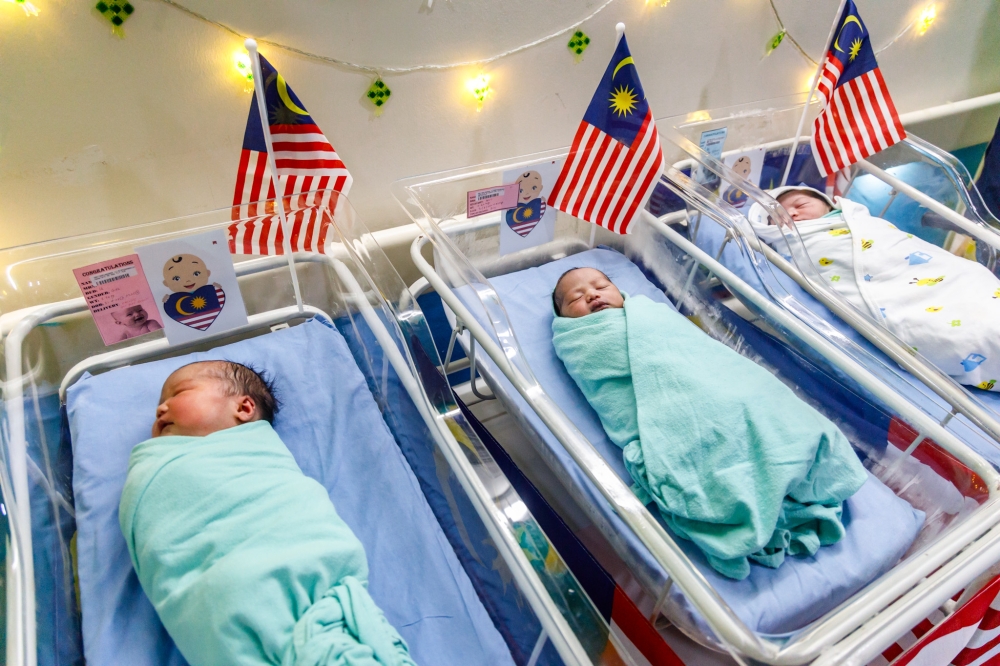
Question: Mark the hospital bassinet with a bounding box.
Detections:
[660,94,1000,463]
[0,191,617,666]
[392,148,1000,665]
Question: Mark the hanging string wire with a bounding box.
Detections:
[153,0,619,75]
[767,0,919,65]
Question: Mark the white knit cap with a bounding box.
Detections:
[747,185,837,228]
[765,185,836,209]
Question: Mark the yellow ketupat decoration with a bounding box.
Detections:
[979,380,996,390]
[819,257,834,266]
[828,229,850,236]
[910,276,945,286]
[861,239,873,250]
[925,306,943,313]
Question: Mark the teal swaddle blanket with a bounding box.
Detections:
[552,295,868,580]
[120,420,416,666]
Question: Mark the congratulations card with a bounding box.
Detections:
[73,254,163,346]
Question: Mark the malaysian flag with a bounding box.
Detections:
[547,35,663,235]
[868,575,1000,665]
[811,0,906,177]
[229,53,352,255]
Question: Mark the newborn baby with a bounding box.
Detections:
[550,267,867,579]
[120,361,416,666]
[755,185,1000,392]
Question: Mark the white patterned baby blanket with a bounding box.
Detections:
[753,198,1000,392]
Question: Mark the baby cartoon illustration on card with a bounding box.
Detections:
[721,148,765,210]
[161,254,227,331]
[499,160,561,256]
[136,229,248,345]
[506,170,546,237]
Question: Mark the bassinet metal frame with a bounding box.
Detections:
[665,122,1000,448]
[1,248,597,666]
[406,177,1000,664]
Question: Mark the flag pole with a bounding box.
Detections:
[779,0,849,187]
[245,37,305,313]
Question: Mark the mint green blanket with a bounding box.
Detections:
[552,295,868,580]
[120,420,416,666]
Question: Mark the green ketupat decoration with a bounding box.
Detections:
[567,30,590,62]
[95,0,134,37]
[765,29,786,56]
[365,77,391,117]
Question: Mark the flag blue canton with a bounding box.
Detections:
[829,0,877,87]
[581,36,650,147]
[241,54,317,152]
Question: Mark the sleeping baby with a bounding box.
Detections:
[119,361,416,666]
[752,186,1000,393]
[550,268,868,580]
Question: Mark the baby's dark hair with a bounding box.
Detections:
[205,361,280,423]
[551,267,612,316]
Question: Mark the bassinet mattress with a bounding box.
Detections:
[691,216,1000,466]
[66,317,513,666]
[451,248,923,637]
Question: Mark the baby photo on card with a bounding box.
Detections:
[136,229,248,346]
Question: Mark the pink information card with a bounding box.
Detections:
[466,182,520,218]
[73,254,163,346]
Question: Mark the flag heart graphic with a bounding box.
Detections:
[165,285,227,331]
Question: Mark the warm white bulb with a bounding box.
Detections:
[916,4,936,35]
[466,74,492,111]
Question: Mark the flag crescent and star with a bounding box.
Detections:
[809,0,905,177]
[230,53,353,256]
[547,34,664,235]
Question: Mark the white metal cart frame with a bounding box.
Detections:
[0,200,602,666]
[396,147,1000,665]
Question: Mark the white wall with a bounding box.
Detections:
[1,0,998,249]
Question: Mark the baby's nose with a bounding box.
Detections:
[155,402,168,417]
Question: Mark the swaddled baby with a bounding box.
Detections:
[120,361,416,666]
[756,186,1000,392]
[550,268,868,580]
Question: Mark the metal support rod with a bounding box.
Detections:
[468,336,496,401]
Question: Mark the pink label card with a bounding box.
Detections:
[466,183,520,218]
[73,254,164,346]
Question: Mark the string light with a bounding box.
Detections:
[645,0,670,6]
[467,74,491,111]
[233,51,253,92]
[916,4,936,35]
[3,0,39,16]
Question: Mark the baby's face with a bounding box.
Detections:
[517,171,543,203]
[777,191,832,222]
[153,364,251,438]
[162,254,211,293]
[556,268,624,319]
[116,305,149,327]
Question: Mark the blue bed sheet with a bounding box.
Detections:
[66,317,513,666]
[456,248,923,637]
[691,217,1000,467]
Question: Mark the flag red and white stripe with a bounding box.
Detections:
[810,56,906,177]
[229,52,351,256]
[229,124,351,255]
[868,575,1000,666]
[548,110,663,235]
